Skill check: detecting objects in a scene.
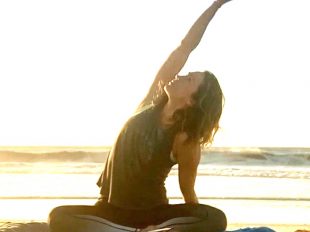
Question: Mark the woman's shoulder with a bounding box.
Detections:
[124,104,158,128]
[174,132,189,144]
[173,132,200,151]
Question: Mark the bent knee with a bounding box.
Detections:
[48,206,68,224]
[209,207,227,232]
[48,206,77,232]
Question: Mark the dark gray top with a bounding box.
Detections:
[97,105,178,209]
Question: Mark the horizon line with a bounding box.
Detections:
[1,145,310,148]
[0,196,309,202]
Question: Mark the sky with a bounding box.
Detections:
[0,0,310,147]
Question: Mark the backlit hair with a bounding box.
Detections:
[154,71,224,146]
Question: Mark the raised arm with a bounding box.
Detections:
[138,0,231,109]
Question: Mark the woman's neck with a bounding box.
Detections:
[160,99,185,127]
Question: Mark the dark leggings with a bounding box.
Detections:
[48,202,227,232]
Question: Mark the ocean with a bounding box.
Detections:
[0,147,309,226]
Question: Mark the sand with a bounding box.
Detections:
[0,222,48,232]
[0,222,309,232]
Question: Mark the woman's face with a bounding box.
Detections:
[164,71,205,106]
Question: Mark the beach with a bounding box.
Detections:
[0,198,310,231]
[0,147,309,231]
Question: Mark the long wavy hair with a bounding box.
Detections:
[154,71,224,147]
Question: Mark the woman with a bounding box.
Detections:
[49,0,232,231]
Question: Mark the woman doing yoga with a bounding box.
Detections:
[48,0,233,231]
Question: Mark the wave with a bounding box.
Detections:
[1,162,310,179]
[0,150,109,163]
[1,147,310,178]
[1,147,310,165]
[202,147,310,166]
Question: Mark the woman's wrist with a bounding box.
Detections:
[215,0,232,7]
[214,0,223,8]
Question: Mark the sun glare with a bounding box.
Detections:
[0,0,310,147]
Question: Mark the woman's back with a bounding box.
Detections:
[97,105,178,209]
